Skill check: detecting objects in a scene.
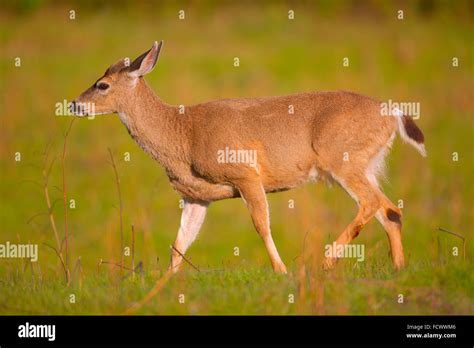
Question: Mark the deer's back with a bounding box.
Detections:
[186,90,396,191]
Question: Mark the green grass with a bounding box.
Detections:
[1,261,472,315]
[0,1,473,315]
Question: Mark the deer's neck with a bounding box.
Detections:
[117,79,190,176]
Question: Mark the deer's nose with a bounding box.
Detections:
[69,100,82,115]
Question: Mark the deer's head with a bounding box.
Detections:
[70,41,163,117]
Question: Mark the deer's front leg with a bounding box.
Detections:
[169,198,209,273]
[237,180,287,274]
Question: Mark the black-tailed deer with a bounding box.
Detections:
[71,41,426,274]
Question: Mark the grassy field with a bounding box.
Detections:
[0,1,473,315]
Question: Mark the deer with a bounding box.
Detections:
[71,41,426,274]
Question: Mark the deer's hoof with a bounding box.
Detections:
[273,262,288,274]
[322,257,337,271]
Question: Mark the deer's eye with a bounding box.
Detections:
[96,82,110,90]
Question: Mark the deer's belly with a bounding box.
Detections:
[170,177,237,202]
[262,163,323,193]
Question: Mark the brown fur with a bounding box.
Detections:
[72,42,426,273]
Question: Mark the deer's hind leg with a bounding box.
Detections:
[367,177,405,270]
[323,174,382,270]
[375,195,405,270]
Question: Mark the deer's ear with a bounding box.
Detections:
[128,41,163,78]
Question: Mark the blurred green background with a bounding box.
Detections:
[0,0,473,314]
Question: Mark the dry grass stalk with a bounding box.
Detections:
[131,225,135,280]
[61,119,75,285]
[438,227,466,261]
[108,148,124,276]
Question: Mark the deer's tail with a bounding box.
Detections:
[396,114,427,157]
